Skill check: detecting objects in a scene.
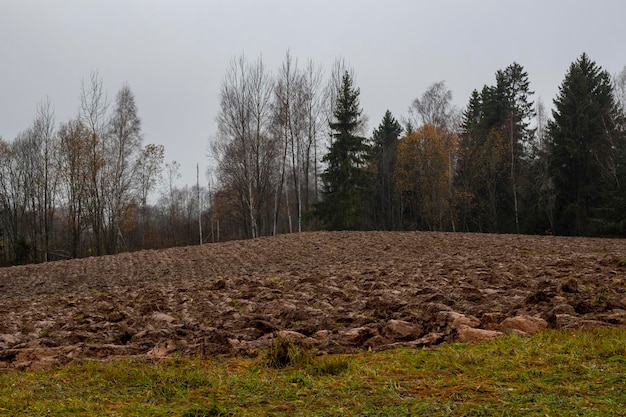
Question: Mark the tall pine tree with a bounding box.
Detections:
[314,72,369,230]
[547,53,622,235]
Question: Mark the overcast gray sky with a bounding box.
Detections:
[2,0,625,187]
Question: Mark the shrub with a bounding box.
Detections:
[14,236,32,265]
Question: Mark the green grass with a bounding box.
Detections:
[1,328,625,416]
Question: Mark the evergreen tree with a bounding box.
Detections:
[457,84,513,232]
[369,110,402,230]
[455,63,535,233]
[314,72,369,230]
[547,53,623,235]
[455,89,484,231]
[460,90,483,138]
[496,63,535,233]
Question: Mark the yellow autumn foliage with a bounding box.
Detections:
[394,124,458,230]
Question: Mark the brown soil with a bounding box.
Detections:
[1,231,625,370]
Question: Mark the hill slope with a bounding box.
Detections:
[1,231,625,370]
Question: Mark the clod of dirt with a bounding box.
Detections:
[560,277,580,293]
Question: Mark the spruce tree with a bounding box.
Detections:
[547,53,622,235]
[455,63,535,233]
[497,62,535,233]
[314,71,369,230]
[369,110,402,230]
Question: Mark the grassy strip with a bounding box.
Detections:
[0,328,624,416]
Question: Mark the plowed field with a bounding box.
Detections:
[1,231,625,370]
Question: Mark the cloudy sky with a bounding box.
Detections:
[2,0,625,187]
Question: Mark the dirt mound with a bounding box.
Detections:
[1,231,625,370]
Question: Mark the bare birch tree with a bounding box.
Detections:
[269,52,326,233]
[214,55,277,238]
[79,70,109,255]
[273,51,310,233]
[409,81,460,131]
[30,98,58,261]
[300,59,325,215]
[104,84,143,253]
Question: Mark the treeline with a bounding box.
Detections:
[2,52,625,266]
[214,52,626,239]
[0,72,201,265]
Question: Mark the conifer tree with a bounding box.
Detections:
[547,53,623,235]
[369,110,402,229]
[497,63,535,232]
[456,63,534,233]
[314,72,369,230]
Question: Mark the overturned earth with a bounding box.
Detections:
[1,231,626,370]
